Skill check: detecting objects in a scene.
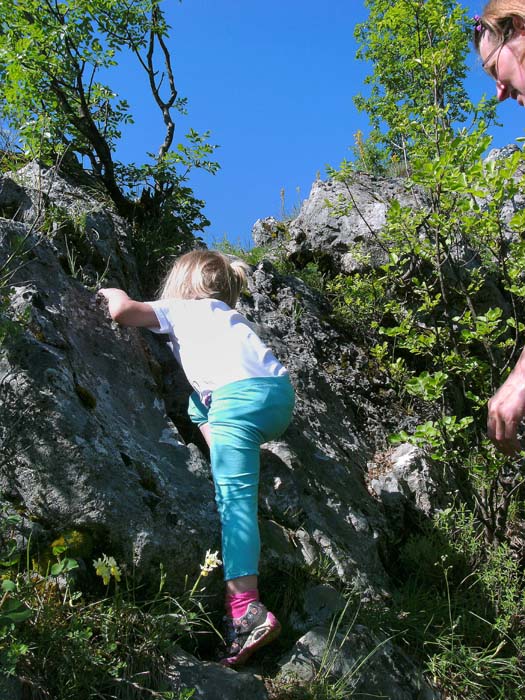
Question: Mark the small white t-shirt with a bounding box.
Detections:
[147,298,287,404]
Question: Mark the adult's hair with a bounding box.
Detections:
[159,250,249,308]
[473,1,525,54]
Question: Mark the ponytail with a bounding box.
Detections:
[228,259,250,304]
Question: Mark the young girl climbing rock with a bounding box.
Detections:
[98,250,295,666]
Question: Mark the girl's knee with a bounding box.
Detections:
[199,422,212,448]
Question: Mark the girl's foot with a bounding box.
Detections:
[219,601,281,667]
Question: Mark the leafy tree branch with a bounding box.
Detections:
[0,0,218,227]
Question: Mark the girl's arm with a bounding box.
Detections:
[98,288,160,328]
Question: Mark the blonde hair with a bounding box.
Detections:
[159,250,249,308]
[473,1,525,57]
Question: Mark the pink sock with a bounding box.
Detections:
[225,589,259,620]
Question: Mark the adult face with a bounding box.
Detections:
[479,27,525,105]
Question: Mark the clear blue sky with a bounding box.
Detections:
[113,0,523,248]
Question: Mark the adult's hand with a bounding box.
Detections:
[487,349,525,455]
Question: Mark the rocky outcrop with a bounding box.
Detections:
[253,174,421,274]
[0,163,447,698]
[366,444,458,531]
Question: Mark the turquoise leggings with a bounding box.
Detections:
[188,375,295,581]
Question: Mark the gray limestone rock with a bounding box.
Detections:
[0,210,219,590]
[165,648,268,700]
[278,624,440,700]
[253,175,421,274]
[288,583,347,633]
[4,161,142,296]
[366,444,457,531]
[252,217,286,248]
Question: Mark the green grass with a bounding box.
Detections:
[351,504,525,700]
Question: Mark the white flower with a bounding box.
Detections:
[199,549,222,576]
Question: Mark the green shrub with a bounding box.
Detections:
[0,510,218,699]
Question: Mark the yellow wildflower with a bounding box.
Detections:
[93,554,122,585]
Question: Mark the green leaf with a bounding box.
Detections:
[0,598,32,624]
[50,557,78,576]
[405,371,448,401]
